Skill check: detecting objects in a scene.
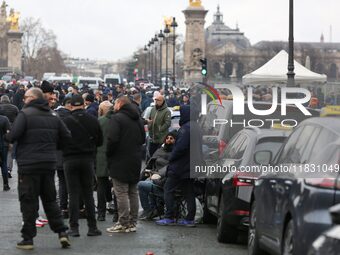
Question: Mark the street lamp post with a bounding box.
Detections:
[171,17,178,87]
[154,34,158,86]
[150,39,154,84]
[164,24,170,91]
[143,45,148,79]
[287,0,295,87]
[158,29,164,89]
[147,41,151,82]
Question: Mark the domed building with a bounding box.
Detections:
[204,5,340,83]
[205,5,250,49]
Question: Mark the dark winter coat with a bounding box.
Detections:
[5,99,71,174]
[107,103,145,184]
[62,109,103,161]
[0,115,10,148]
[12,89,25,110]
[86,102,99,118]
[55,107,71,170]
[167,105,204,179]
[96,110,113,177]
[0,102,19,123]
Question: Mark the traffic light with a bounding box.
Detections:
[200,58,207,76]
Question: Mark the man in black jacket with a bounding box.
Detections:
[55,97,72,218]
[6,88,71,250]
[62,95,103,237]
[106,95,145,233]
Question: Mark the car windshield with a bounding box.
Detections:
[79,80,97,85]
[106,78,119,85]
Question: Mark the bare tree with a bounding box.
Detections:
[21,17,68,79]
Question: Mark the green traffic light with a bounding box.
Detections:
[201,69,207,76]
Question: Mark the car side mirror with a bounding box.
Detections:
[254,151,272,165]
[330,204,340,225]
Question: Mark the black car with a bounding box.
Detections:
[249,117,340,255]
[204,127,290,243]
[309,203,340,255]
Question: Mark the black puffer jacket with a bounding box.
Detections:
[107,103,145,184]
[62,109,103,161]
[0,102,19,123]
[5,99,71,174]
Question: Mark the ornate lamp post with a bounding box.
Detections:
[287,0,295,87]
[147,41,151,81]
[153,34,158,86]
[164,24,170,90]
[158,29,164,88]
[150,39,154,83]
[171,17,178,87]
[143,45,148,79]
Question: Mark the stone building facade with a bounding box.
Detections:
[205,5,340,82]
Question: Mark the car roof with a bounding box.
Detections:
[300,117,340,135]
[242,127,291,139]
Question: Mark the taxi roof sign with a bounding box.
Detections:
[271,123,294,131]
[320,105,340,117]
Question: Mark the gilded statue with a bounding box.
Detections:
[164,16,173,32]
[189,0,202,7]
[7,8,20,31]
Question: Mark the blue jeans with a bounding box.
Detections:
[138,180,162,212]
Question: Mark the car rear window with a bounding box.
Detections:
[255,137,286,161]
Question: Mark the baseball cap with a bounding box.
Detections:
[70,95,84,106]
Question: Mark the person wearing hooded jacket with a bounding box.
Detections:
[106,95,145,233]
[156,104,203,227]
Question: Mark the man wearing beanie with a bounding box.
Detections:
[85,94,99,118]
[40,80,55,108]
[62,95,103,237]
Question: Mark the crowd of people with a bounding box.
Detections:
[0,79,202,250]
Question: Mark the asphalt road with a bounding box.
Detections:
[0,167,247,255]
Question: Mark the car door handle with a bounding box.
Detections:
[284,180,293,186]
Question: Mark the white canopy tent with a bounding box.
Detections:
[242,50,327,85]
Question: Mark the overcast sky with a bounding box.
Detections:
[8,0,340,60]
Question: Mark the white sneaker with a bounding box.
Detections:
[35,220,44,228]
[37,216,48,224]
[106,223,130,233]
[129,223,137,232]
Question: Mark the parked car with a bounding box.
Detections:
[199,100,319,160]
[204,126,290,243]
[249,117,340,255]
[309,203,340,255]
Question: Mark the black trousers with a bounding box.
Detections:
[96,177,113,216]
[18,173,67,240]
[64,159,97,229]
[57,170,68,210]
[164,177,196,221]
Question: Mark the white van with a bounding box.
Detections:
[104,74,121,86]
[77,76,104,90]
[47,76,72,84]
